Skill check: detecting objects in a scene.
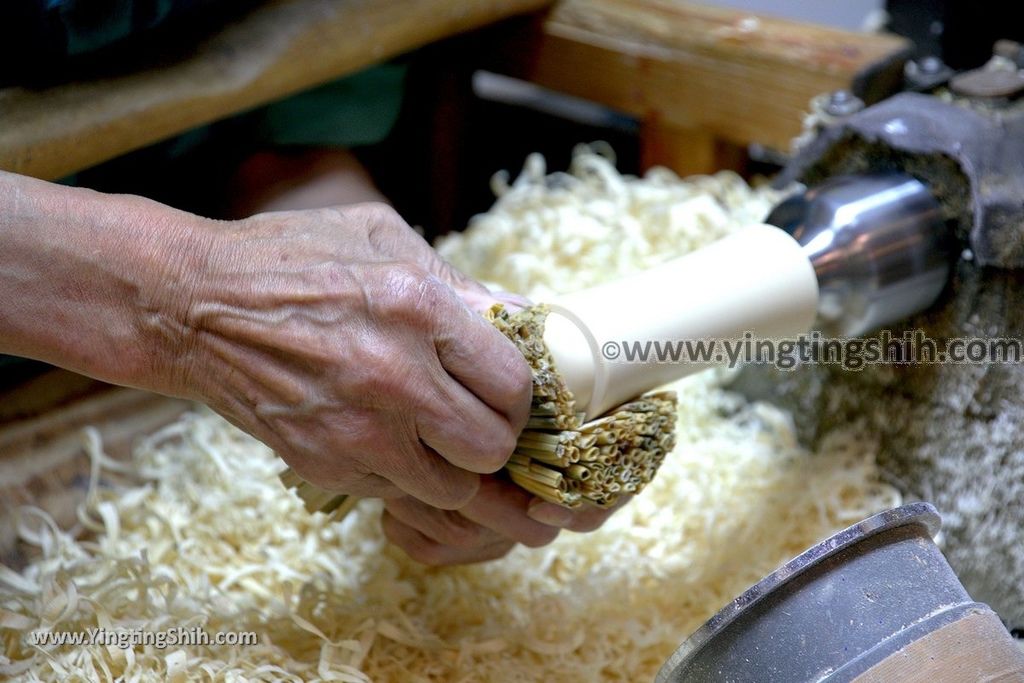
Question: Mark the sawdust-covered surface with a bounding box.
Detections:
[745,257,1024,630]
[1,148,900,681]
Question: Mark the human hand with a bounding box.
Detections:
[0,168,626,564]
[172,203,533,509]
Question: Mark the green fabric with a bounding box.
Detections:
[55,64,406,189]
[256,64,406,148]
[58,0,132,56]
[43,0,188,57]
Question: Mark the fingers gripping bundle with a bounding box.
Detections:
[486,303,676,509]
[281,303,678,514]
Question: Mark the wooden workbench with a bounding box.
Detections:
[482,0,910,172]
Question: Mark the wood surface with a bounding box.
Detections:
[483,0,911,153]
[0,0,551,180]
[851,609,1024,682]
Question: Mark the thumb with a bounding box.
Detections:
[445,280,533,316]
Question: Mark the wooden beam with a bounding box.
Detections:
[0,0,550,180]
[483,0,911,152]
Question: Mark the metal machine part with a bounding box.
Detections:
[656,503,1024,683]
[780,90,1024,268]
[949,66,1024,102]
[822,90,865,118]
[902,55,954,91]
[766,172,952,337]
[751,38,1024,632]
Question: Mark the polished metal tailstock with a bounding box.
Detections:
[767,172,953,337]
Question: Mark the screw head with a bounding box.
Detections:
[823,90,864,117]
[919,56,944,74]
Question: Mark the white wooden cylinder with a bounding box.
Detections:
[544,224,819,418]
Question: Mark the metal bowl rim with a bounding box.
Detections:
[655,502,941,683]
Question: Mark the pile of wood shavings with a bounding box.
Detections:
[1,147,901,681]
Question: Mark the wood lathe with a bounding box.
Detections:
[654,43,1024,682]
[273,34,1024,681]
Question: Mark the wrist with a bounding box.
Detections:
[0,172,218,397]
[129,205,220,400]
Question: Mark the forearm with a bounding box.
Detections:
[0,171,211,395]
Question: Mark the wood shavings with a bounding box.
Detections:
[1,146,899,680]
[437,144,782,299]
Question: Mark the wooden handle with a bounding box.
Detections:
[544,224,818,418]
[852,608,1024,682]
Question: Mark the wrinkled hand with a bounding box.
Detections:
[0,170,628,564]
[175,203,533,509]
